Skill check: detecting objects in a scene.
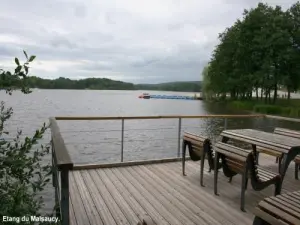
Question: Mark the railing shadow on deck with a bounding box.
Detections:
[49,114,300,225]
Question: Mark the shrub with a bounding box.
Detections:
[0,52,53,224]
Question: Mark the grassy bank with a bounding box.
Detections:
[228,99,300,118]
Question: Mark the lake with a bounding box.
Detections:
[1,89,299,214]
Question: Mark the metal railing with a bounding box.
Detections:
[49,113,300,225]
[55,114,265,162]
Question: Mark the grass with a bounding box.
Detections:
[228,98,300,118]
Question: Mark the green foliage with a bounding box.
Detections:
[205,2,300,103]
[0,52,53,224]
[228,98,300,118]
[23,77,201,92]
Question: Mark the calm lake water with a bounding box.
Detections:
[1,89,299,214]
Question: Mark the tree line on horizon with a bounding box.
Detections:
[0,75,201,92]
[202,2,300,103]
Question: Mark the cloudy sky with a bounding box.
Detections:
[0,0,295,84]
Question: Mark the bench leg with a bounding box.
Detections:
[245,178,248,190]
[255,152,260,165]
[240,172,247,212]
[295,163,299,180]
[214,152,219,196]
[278,155,283,173]
[182,141,187,176]
[253,216,269,225]
[200,152,205,187]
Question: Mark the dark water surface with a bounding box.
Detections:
[1,89,299,213]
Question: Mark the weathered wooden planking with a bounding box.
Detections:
[69,174,90,225]
[69,196,77,225]
[72,171,104,225]
[154,162,253,224]
[110,167,170,225]
[221,129,300,153]
[68,156,300,225]
[96,169,140,225]
[117,167,184,225]
[73,157,183,170]
[140,165,222,225]
[80,170,117,225]
[127,166,203,225]
[88,170,131,225]
[102,169,148,223]
[274,128,300,139]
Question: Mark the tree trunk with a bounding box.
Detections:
[287,87,291,100]
[273,84,277,104]
[256,87,259,100]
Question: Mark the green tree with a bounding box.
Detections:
[205,2,300,104]
[0,52,53,224]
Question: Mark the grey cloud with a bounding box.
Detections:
[0,0,297,83]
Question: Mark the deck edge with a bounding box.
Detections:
[73,157,190,170]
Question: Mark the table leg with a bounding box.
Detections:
[278,150,300,194]
[221,136,229,143]
[252,144,258,164]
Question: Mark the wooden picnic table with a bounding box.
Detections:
[220,129,300,194]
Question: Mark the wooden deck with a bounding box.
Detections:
[68,155,300,225]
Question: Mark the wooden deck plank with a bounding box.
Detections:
[117,167,185,225]
[138,165,222,225]
[72,171,104,225]
[69,196,77,225]
[96,168,140,225]
[102,169,148,223]
[88,170,131,225]
[80,170,117,225]
[68,155,300,225]
[127,166,201,225]
[150,162,252,225]
[110,167,171,225]
[69,173,91,225]
[182,161,267,212]
[145,164,229,225]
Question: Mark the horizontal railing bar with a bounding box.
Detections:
[266,115,300,123]
[64,138,179,145]
[55,114,265,121]
[61,127,176,133]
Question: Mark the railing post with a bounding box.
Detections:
[224,118,228,130]
[60,168,69,225]
[177,118,182,157]
[121,119,124,162]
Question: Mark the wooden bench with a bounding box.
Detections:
[257,127,300,173]
[182,132,221,187]
[214,142,281,211]
[274,127,300,179]
[253,190,300,225]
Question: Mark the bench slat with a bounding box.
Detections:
[269,197,300,214]
[215,143,250,157]
[253,207,289,225]
[257,167,279,178]
[279,194,300,206]
[264,198,300,219]
[277,195,300,210]
[257,147,282,157]
[215,148,248,162]
[258,201,300,224]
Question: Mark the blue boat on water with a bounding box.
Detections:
[138,93,202,100]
